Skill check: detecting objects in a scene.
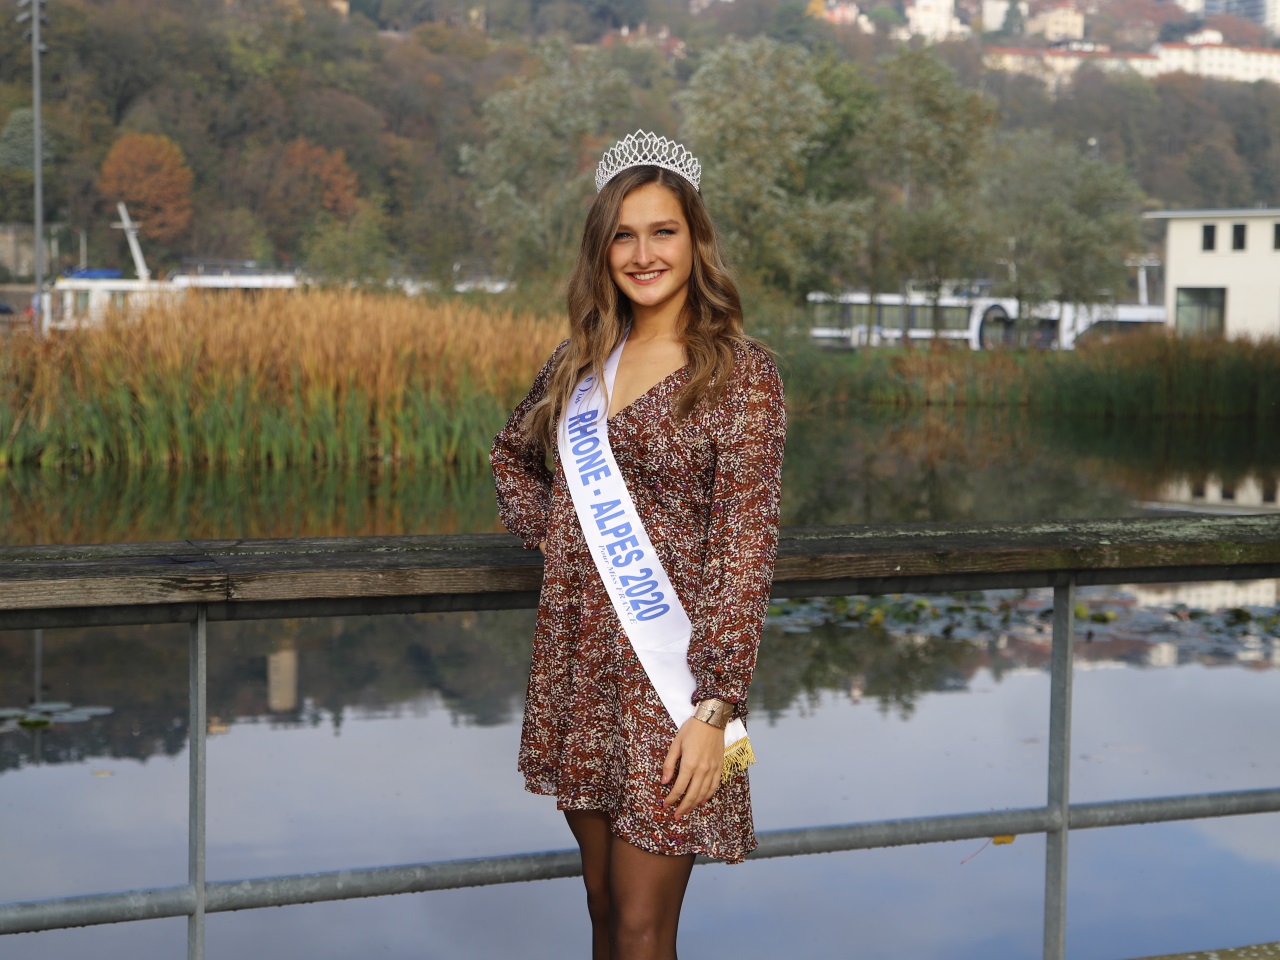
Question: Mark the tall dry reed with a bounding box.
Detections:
[0,291,565,470]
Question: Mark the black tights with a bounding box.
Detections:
[565,810,695,960]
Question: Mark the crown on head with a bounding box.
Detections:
[595,130,701,193]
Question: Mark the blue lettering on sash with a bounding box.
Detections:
[573,445,607,480]
[594,509,625,529]
[590,499,622,521]
[567,409,598,441]
[565,371,670,624]
[568,411,611,483]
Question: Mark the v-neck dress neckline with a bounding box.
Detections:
[607,363,690,424]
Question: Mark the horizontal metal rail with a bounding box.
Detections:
[3,517,1279,959]
[5,787,1280,936]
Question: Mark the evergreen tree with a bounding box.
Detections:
[1001,0,1025,36]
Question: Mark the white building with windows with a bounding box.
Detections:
[985,40,1280,88]
[1026,1,1084,41]
[1145,208,1280,339]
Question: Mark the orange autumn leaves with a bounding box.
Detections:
[258,140,360,253]
[98,133,194,245]
[97,133,359,254]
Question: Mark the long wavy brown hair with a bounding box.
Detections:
[524,165,749,450]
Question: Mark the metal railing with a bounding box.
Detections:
[2,517,1279,959]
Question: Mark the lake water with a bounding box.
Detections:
[2,409,1279,959]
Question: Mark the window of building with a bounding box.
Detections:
[1221,481,1235,501]
[1232,223,1246,250]
[1263,477,1277,505]
[1175,287,1226,336]
[1202,224,1216,251]
[1274,223,1280,250]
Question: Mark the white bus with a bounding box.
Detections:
[808,290,1165,351]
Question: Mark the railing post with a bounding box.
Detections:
[1044,577,1075,960]
[188,606,207,960]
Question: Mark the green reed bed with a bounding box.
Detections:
[792,334,1280,419]
[0,292,562,472]
[4,299,1276,476]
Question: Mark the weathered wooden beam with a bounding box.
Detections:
[0,516,1276,621]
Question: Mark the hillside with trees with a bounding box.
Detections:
[0,0,1276,299]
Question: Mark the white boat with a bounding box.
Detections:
[44,205,300,331]
[48,265,300,330]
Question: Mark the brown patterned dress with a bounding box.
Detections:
[490,338,786,864]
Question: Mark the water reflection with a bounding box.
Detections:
[0,464,501,545]
[4,583,1275,774]
[0,610,536,772]
[2,591,1279,960]
[3,408,1279,959]
[0,410,1277,545]
[782,409,1280,526]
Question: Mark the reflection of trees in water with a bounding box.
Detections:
[1032,416,1280,488]
[783,408,1144,526]
[0,464,504,546]
[784,407,1280,528]
[0,610,536,773]
[753,620,981,722]
[0,625,191,772]
[1,604,984,770]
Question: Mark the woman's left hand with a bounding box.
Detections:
[661,717,723,817]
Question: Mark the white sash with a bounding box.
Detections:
[557,335,753,782]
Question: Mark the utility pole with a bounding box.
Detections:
[16,0,47,335]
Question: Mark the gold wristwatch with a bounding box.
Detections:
[693,698,733,729]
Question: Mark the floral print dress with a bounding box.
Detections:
[490,338,786,864]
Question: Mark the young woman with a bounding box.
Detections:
[490,131,786,960]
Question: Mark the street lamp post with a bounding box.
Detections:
[16,0,47,335]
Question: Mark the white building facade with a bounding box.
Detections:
[1146,208,1280,339]
[985,40,1280,88]
[1025,2,1084,41]
[906,0,971,42]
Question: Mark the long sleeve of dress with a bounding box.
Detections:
[490,344,564,550]
[687,344,787,717]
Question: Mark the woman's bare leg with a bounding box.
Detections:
[608,837,695,960]
[565,810,614,960]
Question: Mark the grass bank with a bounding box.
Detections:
[0,292,563,471]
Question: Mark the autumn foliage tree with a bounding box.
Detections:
[97,133,194,245]
[261,140,360,256]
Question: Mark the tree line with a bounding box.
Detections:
[0,0,1276,303]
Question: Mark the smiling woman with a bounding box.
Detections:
[607,188,692,329]
[490,131,787,960]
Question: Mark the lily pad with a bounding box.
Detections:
[17,714,52,729]
[28,702,73,714]
[51,712,91,723]
[75,706,113,718]
[0,708,25,720]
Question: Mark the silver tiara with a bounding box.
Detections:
[595,130,701,193]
